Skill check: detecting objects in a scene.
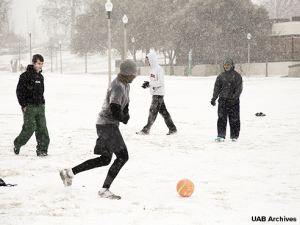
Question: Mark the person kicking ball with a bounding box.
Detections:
[59,59,138,200]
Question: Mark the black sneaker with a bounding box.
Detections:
[136,130,150,135]
[167,130,177,135]
[13,146,20,155]
[37,152,48,157]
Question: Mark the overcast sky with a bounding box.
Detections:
[10,0,262,42]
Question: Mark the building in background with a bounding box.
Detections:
[270,16,300,61]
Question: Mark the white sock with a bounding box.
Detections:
[67,169,74,177]
[100,188,107,193]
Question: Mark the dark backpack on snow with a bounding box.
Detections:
[0,178,17,187]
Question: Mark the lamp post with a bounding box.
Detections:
[59,40,62,74]
[29,31,32,63]
[247,33,251,77]
[132,37,135,62]
[105,0,113,86]
[122,15,128,59]
[188,50,192,76]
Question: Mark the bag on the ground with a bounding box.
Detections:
[0,178,17,187]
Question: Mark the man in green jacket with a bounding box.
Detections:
[14,54,50,156]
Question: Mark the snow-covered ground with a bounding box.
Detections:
[1,59,300,224]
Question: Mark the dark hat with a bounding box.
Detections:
[119,59,138,76]
[223,59,233,67]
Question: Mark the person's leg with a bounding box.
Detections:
[35,105,50,155]
[217,98,228,138]
[72,155,112,175]
[158,97,177,132]
[59,126,113,187]
[228,99,240,139]
[14,105,37,149]
[142,95,162,133]
[102,148,129,189]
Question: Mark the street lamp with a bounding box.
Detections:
[122,15,128,59]
[132,37,136,62]
[247,33,251,77]
[59,40,62,74]
[105,0,113,86]
[29,31,32,63]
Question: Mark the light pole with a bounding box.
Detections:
[132,37,135,62]
[105,0,113,86]
[29,31,32,63]
[247,33,251,77]
[122,15,128,59]
[189,49,192,76]
[59,40,62,74]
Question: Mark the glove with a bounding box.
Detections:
[211,99,216,106]
[228,98,236,107]
[123,103,129,114]
[142,81,150,89]
[122,113,130,124]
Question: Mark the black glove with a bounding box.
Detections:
[228,98,236,107]
[123,103,129,114]
[211,99,216,106]
[110,103,130,124]
[122,113,130,124]
[142,81,150,89]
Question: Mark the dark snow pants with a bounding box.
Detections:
[14,104,50,155]
[142,95,177,133]
[72,124,128,189]
[217,98,240,139]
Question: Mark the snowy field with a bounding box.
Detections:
[0,66,300,224]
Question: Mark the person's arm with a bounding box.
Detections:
[149,68,164,88]
[233,75,243,99]
[16,74,28,109]
[110,103,129,124]
[212,76,221,101]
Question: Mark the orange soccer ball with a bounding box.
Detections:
[176,179,195,197]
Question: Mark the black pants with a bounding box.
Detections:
[142,95,176,132]
[217,98,240,139]
[72,124,128,189]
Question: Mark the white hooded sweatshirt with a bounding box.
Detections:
[147,52,165,96]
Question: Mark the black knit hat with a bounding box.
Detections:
[119,59,138,76]
[223,59,233,67]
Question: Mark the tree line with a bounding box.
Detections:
[3,0,300,70]
[68,0,271,68]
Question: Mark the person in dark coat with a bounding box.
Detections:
[59,59,138,200]
[20,64,24,72]
[211,59,243,142]
[13,54,50,156]
[10,59,13,71]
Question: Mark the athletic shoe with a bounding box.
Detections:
[59,169,74,187]
[215,137,225,142]
[167,130,177,135]
[98,189,121,200]
[232,139,237,142]
[136,130,149,135]
[13,146,20,155]
[37,152,48,156]
[255,112,266,117]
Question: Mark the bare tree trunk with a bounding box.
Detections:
[71,0,76,39]
[85,52,87,73]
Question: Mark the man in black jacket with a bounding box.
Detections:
[59,59,137,200]
[14,54,50,156]
[211,59,243,142]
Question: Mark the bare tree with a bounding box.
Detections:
[259,0,300,18]
[38,0,89,40]
[0,0,12,34]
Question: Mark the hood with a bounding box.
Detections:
[146,52,159,69]
[26,64,42,74]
